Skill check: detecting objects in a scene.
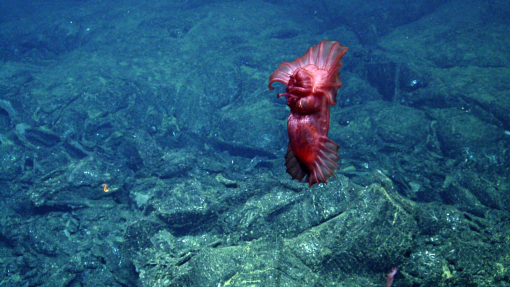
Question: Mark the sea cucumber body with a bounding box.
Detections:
[269,41,348,186]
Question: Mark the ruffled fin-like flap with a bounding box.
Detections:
[284,137,340,187]
[268,40,348,105]
[284,143,306,182]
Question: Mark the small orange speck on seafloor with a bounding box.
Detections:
[102,184,109,193]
